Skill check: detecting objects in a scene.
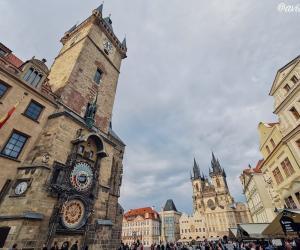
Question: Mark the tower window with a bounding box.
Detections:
[23,67,43,87]
[1,131,29,159]
[94,68,102,84]
[0,81,9,98]
[216,178,221,187]
[266,145,271,154]
[283,84,291,93]
[24,100,44,121]
[291,75,299,84]
[281,158,295,177]
[290,107,300,120]
[0,48,7,57]
[296,139,300,150]
[78,145,85,154]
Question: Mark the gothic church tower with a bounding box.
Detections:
[191,158,205,213]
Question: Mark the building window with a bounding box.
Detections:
[285,196,297,209]
[284,84,291,93]
[295,192,300,205]
[296,139,300,150]
[272,167,284,184]
[270,139,276,148]
[0,48,7,57]
[266,145,271,154]
[290,107,300,120]
[0,81,9,98]
[94,68,102,84]
[78,145,85,154]
[24,101,43,121]
[291,75,299,84]
[281,158,295,177]
[216,178,221,187]
[1,131,28,159]
[23,68,43,87]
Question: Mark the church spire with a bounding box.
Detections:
[192,158,201,179]
[210,152,224,176]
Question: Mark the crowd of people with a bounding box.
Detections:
[118,238,300,250]
[9,240,83,250]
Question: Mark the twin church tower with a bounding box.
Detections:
[187,153,251,238]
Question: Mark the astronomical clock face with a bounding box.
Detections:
[61,199,86,229]
[15,181,28,195]
[103,39,113,53]
[70,162,93,192]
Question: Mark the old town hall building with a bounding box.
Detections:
[180,154,252,240]
[0,4,126,249]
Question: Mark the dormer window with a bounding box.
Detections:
[290,106,300,120]
[291,75,299,84]
[0,48,6,57]
[23,67,43,87]
[284,84,291,93]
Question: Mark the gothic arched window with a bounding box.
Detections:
[216,178,221,188]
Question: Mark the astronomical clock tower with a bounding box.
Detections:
[0,4,127,249]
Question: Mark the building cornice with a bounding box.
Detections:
[274,83,300,114]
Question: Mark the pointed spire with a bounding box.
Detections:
[122,37,127,49]
[210,152,224,177]
[193,158,201,179]
[93,2,104,17]
[65,24,77,35]
[211,151,219,171]
[96,3,104,13]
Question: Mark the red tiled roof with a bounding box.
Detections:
[242,159,263,174]
[5,53,23,68]
[254,159,264,171]
[124,207,159,220]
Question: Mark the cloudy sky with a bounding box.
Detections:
[1,0,300,213]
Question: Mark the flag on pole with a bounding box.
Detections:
[0,92,27,129]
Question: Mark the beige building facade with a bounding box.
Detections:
[180,156,251,241]
[240,160,277,223]
[0,4,127,249]
[122,207,161,247]
[257,56,300,209]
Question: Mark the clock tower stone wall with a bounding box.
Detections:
[48,13,126,133]
[0,4,127,250]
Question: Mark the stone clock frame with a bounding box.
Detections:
[9,178,32,197]
[46,132,107,242]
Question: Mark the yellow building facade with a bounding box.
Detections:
[240,160,277,223]
[258,56,300,210]
[0,4,127,249]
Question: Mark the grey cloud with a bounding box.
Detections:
[1,0,300,213]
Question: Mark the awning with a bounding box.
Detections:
[229,228,238,239]
[237,223,269,239]
[262,209,300,237]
